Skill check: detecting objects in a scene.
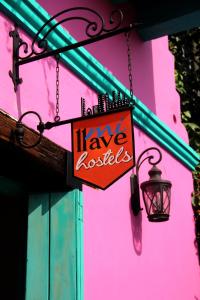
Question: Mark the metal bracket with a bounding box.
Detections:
[9,25,23,92]
[15,91,134,148]
[131,147,162,216]
[9,7,134,92]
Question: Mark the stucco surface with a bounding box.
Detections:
[0,1,200,299]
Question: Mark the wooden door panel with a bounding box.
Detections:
[26,193,50,300]
[50,192,77,300]
[26,190,83,300]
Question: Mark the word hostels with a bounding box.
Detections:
[76,147,133,171]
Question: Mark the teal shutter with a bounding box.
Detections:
[26,190,83,300]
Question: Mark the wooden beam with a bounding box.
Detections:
[0,110,81,192]
[0,110,65,174]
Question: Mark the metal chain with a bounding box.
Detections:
[125,31,135,107]
[55,55,60,122]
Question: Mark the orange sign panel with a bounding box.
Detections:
[72,108,135,189]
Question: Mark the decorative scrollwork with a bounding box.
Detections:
[9,7,133,91]
[136,147,162,177]
[17,40,33,59]
[16,7,124,60]
[104,9,123,32]
[15,111,44,148]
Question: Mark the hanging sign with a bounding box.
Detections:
[72,108,135,189]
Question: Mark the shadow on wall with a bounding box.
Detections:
[129,197,143,255]
[42,59,56,120]
[4,19,12,53]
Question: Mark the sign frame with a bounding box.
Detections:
[71,107,135,190]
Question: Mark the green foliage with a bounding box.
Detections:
[169,29,200,205]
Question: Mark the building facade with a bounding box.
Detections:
[0,0,200,299]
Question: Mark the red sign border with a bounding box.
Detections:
[71,107,135,190]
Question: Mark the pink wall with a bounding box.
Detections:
[0,1,200,299]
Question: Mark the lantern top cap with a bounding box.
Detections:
[140,164,172,187]
[148,165,162,179]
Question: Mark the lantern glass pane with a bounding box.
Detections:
[142,182,171,222]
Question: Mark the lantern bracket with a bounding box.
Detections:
[130,147,162,216]
[9,7,135,92]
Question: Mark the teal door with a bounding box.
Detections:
[26,190,83,300]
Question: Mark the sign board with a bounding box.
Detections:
[72,108,135,189]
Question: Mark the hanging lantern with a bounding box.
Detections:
[130,147,172,222]
[141,165,171,222]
